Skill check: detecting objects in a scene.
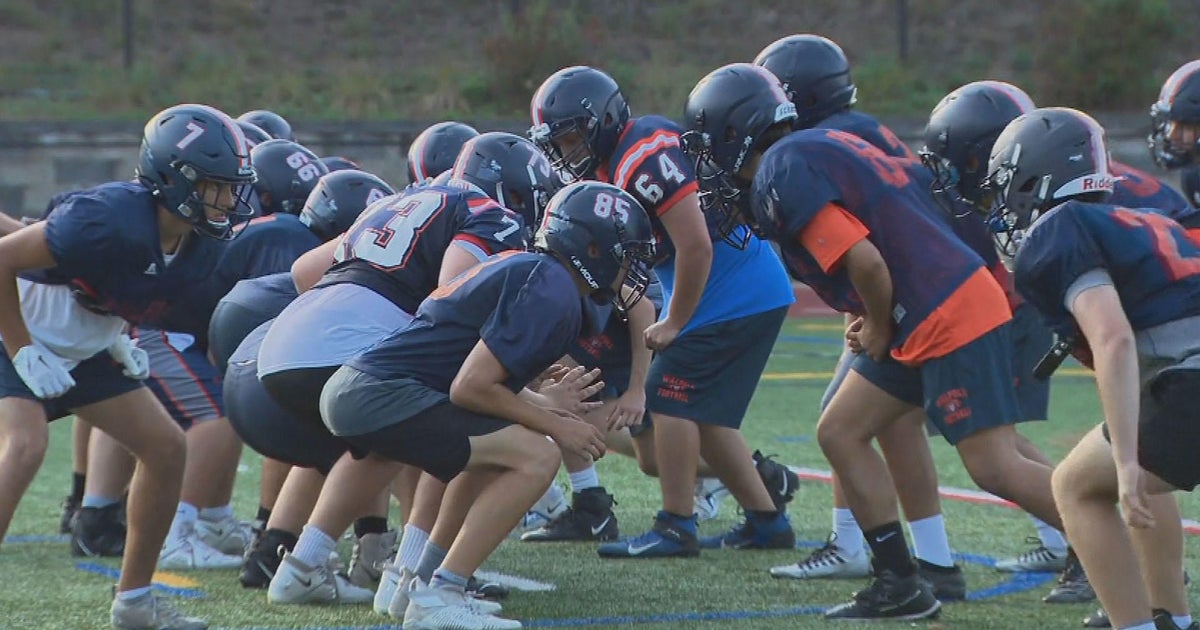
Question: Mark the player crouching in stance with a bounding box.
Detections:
[985,108,1199,630]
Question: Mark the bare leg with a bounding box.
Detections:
[181,418,242,508]
[0,398,50,545]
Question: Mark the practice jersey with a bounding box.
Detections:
[315,184,525,314]
[816,110,918,161]
[21,181,215,324]
[349,251,598,393]
[754,128,1010,363]
[1110,161,1197,224]
[1015,200,1200,338]
[155,213,319,342]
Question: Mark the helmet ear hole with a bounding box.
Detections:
[587,242,600,258]
[723,125,738,144]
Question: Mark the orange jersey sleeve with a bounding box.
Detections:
[797,203,871,273]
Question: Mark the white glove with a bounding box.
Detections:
[12,344,76,399]
[107,334,150,380]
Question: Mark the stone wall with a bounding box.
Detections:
[0,115,1171,218]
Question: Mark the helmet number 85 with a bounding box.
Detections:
[286,151,323,182]
[593,192,630,223]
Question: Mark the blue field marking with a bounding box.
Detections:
[778,335,842,346]
[774,435,812,443]
[74,562,207,599]
[4,533,69,544]
[212,543,1057,630]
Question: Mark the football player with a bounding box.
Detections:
[0,103,256,630]
[407,121,480,186]
[531,65,798,559]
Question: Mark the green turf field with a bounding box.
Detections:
[3,317,1197,629]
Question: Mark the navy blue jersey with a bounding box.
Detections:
[1183,165,1200,210]
[349,251,596,393]
[20,181,216,323]
[1015,200,1200,337]
[816,110,918,161]
[755,128,995,352]
[154,213,319,342]
[1110,161,1197,224]
[596,115,700,263]
[316,184,525,314]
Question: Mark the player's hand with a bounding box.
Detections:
[846,316,892,361]
[644,319,682,351]
[1116,462,1155,529]
[549,412,607,461]
[606,387,646,431]
[107,334,150,380]
[12,344,75,398]
[538,365,605,414]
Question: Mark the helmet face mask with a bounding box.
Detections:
[529,66,631,183]
[1149,60,1200,169]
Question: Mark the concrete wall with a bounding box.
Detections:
[0,115,1172,218]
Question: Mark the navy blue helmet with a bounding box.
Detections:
[299,170,396,241]
[753,35,857,129]
[250,139,330,216]
[238,109,295,141]
[529,66,631,181]
[407,121,479,185]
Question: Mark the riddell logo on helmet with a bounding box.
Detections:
[1081,175,1114,191]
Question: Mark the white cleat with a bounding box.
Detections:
[693,477,729,522]
[267,552,375,605]
[511,483,568,538]
[374,565,402,616]
[195,515,255,556]
[404,580,518,630]
[158,526,243,570]
[110,591,208,630]
[769,534,870,580]
[350,529,399,588]
[994,538,1068,572]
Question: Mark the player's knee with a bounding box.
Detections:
[524,435,561,481]
[636,456,659,477]
[1,424,48,469]
[816,417,853,456]
[964,461,1007,497]
[143,424,188,474]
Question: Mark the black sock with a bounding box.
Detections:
[864,521,914,577]
[353,516,388,538]
[262,528,298,552]
[71,473,86,502]
[748,509,780,521]
[255,505,271,525]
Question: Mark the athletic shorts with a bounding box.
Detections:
[134,328,223,430]
[1102,368,1200,491]
[0,342,143,421]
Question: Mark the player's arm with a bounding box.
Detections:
[1068,282,1139,468]
[291,238,341,293]
[0,212,26,236]
[0,223,57,354]
[451,340,605,459]
[658,192,712,332]
[843,240,894,336]
[439,242,487,286]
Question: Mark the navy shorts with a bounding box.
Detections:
[646,306,787,428]
[209,300,274,374]
[0,342,143,420]
[851,323,1021,445]
[321,368,511,483]
[1102,369,1200,491]
[1009,303,1053,422]
[134,329,224,430]
[260,366,339,433]
[224,360,348,474]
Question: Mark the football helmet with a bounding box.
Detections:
[236,120,271,148]
[320,156,361,172]
[1183,164,1200,209]
[299,170,396,242]
[407,121,480,185]
[681,63,796,245]
[534,181,655,314]
[238,109,295,141]
[135,104,257,240]
[753,34,857,129]
[450,132,559,231]
[1149,60,1200,168]
[921,80,1036,213]
[984,107,1114,257]
[529,66,630,181]
[250,139,330,215]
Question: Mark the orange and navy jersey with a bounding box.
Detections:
[753,128,1010,365]
[316,184,525,314]
[1110,161,1197,224]
[1015,200,1200,337]
[596,115,699,262]
[816,110,917,161]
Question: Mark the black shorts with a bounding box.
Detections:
[1102,368,1200,491]
[224,360,347,474]
[0,342,143,421]
[260,365,339,433]
[646,307,787,428]
[209,301,274,374]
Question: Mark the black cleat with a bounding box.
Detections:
[521,487,619,542]
[467,575,510,600]
[59,495,80,535]
[239,528,295,589]
[71,504,126,558]
[752,450,800,509]
[1044,548,1095,604]
[824,562,942,621]
[917,558,967,602]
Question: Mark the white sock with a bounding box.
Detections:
[908,514,954,568]
[1028,515,1069,554]
[568,466,600,493]
[833,508,864,556]
[1120,623,1156,630]
[167,502,199,545]
[394,523,429,573]
[291,525,336,568]
[1174,615,1193,628]
[115,586,151,601]
[198,504,233,521]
